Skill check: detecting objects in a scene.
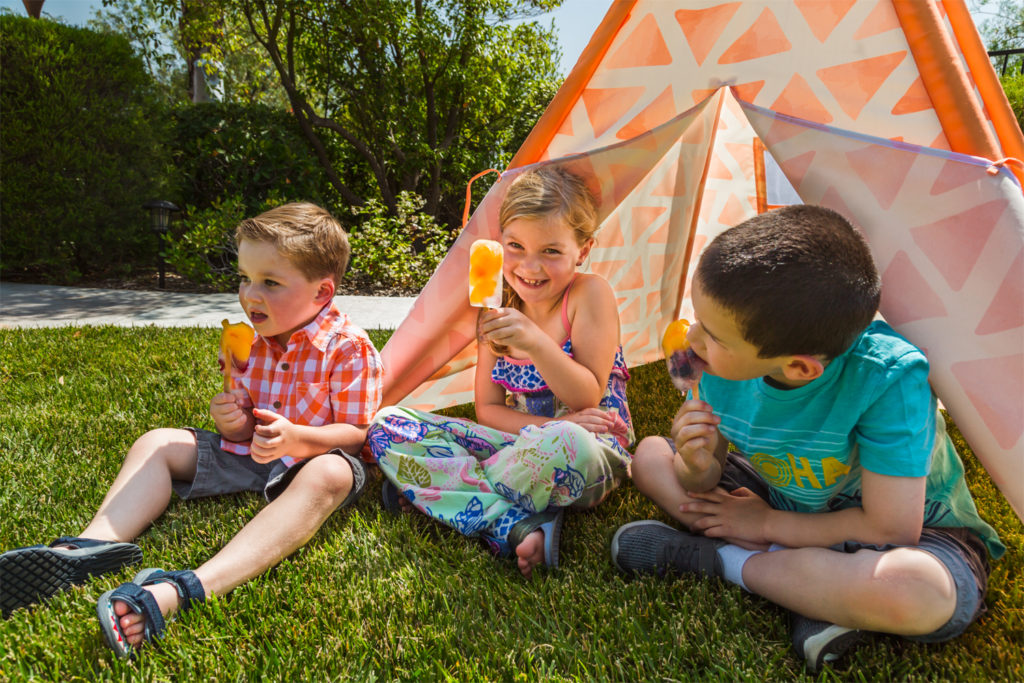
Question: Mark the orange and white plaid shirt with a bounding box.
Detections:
[221,300,384,464]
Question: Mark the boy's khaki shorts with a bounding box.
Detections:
[172,428,365,510]
[666,439,990,643]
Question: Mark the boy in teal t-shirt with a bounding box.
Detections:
[613,205,1004,672]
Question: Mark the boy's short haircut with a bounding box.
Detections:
[696,205,880,360]
[235,202,350,286]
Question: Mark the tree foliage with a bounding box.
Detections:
[969,0,1024,74]
[235,0,563,225]
[90,0,289,107]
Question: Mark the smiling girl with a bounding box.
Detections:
[368,167,634,578]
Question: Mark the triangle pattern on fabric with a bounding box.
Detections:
[879,251,949,326]
[853,0,901,40]
[930,159,984,196]
[582,87,647,139]
[975,248,1024,336]
[795,0,857,43]
[891,76,932,115]
[911,199,1006,291]
[771,74,833,123]
[618,86,677,140]
[951,354,1024,449]
[675,2,742,67]
[817,51,907,120]
[607,12,673,69]
[718,8,792,65]
[846,143,915,209]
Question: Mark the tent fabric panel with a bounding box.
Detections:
[388,96,723,407]
[536,0,951,164]
[743,99,1024,519]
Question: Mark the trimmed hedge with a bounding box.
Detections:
[0,15,168,281]
[171,102,332,215]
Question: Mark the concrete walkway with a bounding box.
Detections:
[0,282,416,331]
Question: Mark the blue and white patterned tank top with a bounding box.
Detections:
[489,279,635,449]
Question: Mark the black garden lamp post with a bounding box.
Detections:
[143,200,180,289]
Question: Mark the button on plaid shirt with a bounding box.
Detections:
[222,300,384,465]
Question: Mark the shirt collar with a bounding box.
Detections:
[255,299,345,354]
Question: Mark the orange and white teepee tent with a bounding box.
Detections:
[380,0,1024,519]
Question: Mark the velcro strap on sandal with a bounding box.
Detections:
[142,570,206,614]
[111,582,167,640]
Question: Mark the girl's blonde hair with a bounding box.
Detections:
[482,167,599,355]
[499,167,599,248]
[498,167,598,313]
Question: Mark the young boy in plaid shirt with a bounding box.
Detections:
[0,203,383,658]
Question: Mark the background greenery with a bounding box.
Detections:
[0,15,169,281]
[0,327,1020,681]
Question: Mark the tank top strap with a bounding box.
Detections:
[560,276,577,339]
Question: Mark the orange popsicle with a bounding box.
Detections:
[468,239,503,308]
[220,319,255,392]
[662,319,707,400]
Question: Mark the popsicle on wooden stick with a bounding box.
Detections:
[468,239,503,309]
[662,319,707,400]
[220,319,255,392]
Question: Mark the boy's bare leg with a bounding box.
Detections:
[631,436,957,635]
[112,452,355,645]
[630,436,707,529]
[78,428,199,543]
[743,546,957,636]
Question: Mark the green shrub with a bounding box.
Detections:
[347,192,457,293]
[0,15,169,281]
[162,195,250,292]
[171,102,331,215]
[999,72,1024,132]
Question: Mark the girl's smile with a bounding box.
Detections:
[501,216,593,309]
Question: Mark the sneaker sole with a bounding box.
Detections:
[609,520,676,574]
[801,624,864,672]
[0,543,142,617]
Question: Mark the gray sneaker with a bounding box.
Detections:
[610,520,724,578]
[791,614,864,672]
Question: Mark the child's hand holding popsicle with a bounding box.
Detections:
[220,319,255,393]
[470,239,509,355]
[663,319,722,492]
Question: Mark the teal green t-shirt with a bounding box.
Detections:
[700,321,1004,559]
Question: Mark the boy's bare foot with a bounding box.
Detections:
[515,529,546,579]
[112,583,180,646]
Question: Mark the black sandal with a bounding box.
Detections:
[97,568,205,659]
[1,536,142,618]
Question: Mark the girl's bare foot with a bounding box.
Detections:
[515,529,546,579]
[112,582,180,646]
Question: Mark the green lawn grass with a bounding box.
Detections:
[1,326,1020,681]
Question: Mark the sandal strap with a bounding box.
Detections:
[50,536,116,549]
[140,570,206,614]
[109,582,167,641]
[507,508,564,567]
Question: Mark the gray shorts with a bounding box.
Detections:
[175,428,365,510]
[665,439,991,643]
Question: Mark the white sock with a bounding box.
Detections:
[716,543,787,591]
[716,544,760,591]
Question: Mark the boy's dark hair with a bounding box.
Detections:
[235,202,350,286]
[696,205,880,360]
